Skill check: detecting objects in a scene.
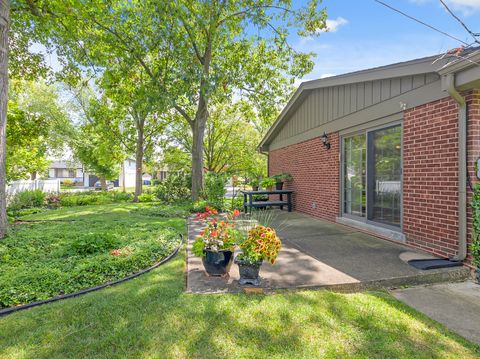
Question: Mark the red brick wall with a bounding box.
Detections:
[403,91,480,260]
[269,91,480,262]
[268,133,339,221]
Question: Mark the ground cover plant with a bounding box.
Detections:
[0,251,478,358]
[0,203,186,308]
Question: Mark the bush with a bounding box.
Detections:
[62,179,74,187]
[45,193,61,208]
[204,172,227,210]
[59,191,132,207]
[137,193,156,203]
[7,190,46,218]
[226,195,244,212]
[154,174,191,203]
[191,199,208,213]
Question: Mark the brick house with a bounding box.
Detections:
[259,50,480,264]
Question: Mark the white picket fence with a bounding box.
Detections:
[6,179,61,196]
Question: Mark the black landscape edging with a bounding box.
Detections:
[0,234,184,317]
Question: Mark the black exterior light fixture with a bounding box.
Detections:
[320,131,331,150]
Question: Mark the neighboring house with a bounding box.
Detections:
[260,49,480,264]
[48,158,137,188]
[83,158,137,188]
[48,161,84,184]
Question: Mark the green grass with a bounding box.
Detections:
[1,203,478,357]
[0,203,186,308]
[0,251,479,358]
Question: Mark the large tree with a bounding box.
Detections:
[6,80,70,181]
[71,96,124,190]
[0,0,8,238]
[164,1,327,199]
[16,1,327,201]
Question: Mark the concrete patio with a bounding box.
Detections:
[186,210,470,294]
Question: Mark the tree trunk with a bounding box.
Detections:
[100,177,107,191]
[0,0,9,239]
[191,96,207,201]
[133,121,144,202]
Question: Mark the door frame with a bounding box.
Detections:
[340,119,403,232]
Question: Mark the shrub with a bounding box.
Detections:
[59,191,132,207]
[192,199,208,213]
[62,179,74,187]
[7,190,46,217]
[154,174,191,203]
[471,183,480,267]
[226,195,244,212]
[138,193,156,203]
[204,172,227,210]
[45,193,61,208]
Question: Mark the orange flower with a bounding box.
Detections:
[233,209,240,217]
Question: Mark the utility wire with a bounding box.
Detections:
[374,0,470,46]
[438,0,480,44]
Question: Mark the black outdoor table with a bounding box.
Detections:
[240,190,293,213]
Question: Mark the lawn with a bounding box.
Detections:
[1,253,479,358]
[0,203,186,308]
[1,202,478,358]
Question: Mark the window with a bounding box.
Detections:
[54,169,76,178]
[342,124,402,228]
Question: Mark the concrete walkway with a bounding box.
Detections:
[392,282,480,345]
[186,210,470,293]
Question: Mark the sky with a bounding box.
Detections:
[33,0,480,85]
[291,0,480,82]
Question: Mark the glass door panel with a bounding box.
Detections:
[367,125,402,227]
[343,134,366,218]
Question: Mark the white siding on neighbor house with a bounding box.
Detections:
[270,73,440,149]
[119,159,136,188]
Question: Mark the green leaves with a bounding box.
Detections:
[6,80,70,181]
[471,182,480,267]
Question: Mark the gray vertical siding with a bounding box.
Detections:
[270,73,439,146]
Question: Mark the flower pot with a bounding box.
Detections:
[275,182,283,190]
[252,185,259,191]
[235,258,262,286]
[202,249,234,277]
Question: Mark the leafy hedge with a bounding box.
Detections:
[0,203,184,308]
[471,183,480,268]
[7,190,134,219]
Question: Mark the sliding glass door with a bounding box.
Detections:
[343,124,402,228]
[343,134,366,218]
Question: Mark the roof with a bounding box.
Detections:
[259,48,480,151]
[49,161,82,169]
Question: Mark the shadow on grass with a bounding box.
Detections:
[0,251,479,358]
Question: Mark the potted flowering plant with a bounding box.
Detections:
[193,208,241,276]
[235,225,281,285]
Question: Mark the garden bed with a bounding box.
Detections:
[0,203,186,308]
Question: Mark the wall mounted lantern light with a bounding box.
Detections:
[320,131,331,150]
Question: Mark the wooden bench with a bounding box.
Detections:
[240,190,293,213]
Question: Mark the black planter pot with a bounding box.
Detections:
[252,185,259,191]
[275,182,283,190]
[235,258,262,286]
[202,250,234,277]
